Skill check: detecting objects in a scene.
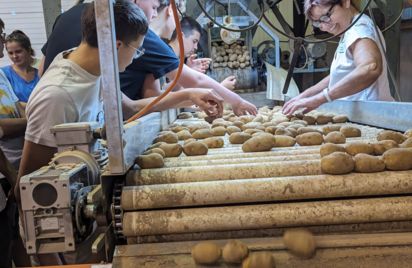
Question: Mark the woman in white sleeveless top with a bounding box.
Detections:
[283,0,394,115]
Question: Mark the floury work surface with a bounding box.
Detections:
[113,107,412,267]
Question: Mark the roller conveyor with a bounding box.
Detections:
[113,112,412,267]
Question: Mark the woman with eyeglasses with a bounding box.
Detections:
[1,30,40,103]
[283,0,394,115]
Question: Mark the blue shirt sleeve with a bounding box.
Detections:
[120,29,179,100]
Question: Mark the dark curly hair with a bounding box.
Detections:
[5,30,35,56]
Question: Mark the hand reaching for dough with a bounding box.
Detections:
[186,54,212,73]
[221,75,236,90]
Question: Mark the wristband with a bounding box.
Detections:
[322,87,333,102]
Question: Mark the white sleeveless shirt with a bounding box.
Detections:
[329,14,394,101]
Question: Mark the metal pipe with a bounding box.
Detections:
[129,160,321,185]
[122,196,412,236]
[122,171,412,210]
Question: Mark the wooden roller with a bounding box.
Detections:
[122,196,412,236]
[163,153,319,167]
[121,171,412,210]
[128,160,321,185]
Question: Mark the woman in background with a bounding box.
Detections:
[2,30,39,102]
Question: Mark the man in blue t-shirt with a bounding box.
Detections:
[39,0,257,116]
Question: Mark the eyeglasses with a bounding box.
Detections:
[311,4,335,28]
[128,44,145,59]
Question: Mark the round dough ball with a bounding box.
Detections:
[345,142,374,156]
[332,115,349,123]
[321,152,354,174]
[296,132,324,146]
[192,128,214,139]
[154,131,178,144]
[242,133,275,152]
[202,137,224,148]
[340,126,361,138]
[143,148,165,158]
[377,130,407,144]
[177,112,193,119]
[283,229,316,259]
[274,135,296,147]
[354,153,386,173]
[233,120,244,128]
[324,131,346,144]
[176,130,193,140]
[242,252,275,268]
[275,127,294,138]
[242,122,264,131]
[227,126,242,134]
[320,143,346,157]
[158,143,183,157]
[229,132,252,144]
[183,141,208,156]
[135,153,164,169]
[322,125,341,135]
[373,140,399,155]
[222,240,249,264]
[191,242,221,265]
[211,126,227,136]
[188,123,211,133]
[382,148,412,171]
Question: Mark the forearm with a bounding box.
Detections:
[0,118,27,138]
[301,75,330,98]
[328,64,380,100]
[0,148,17,187]
[170,65,242,105]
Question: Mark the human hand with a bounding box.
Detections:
[186,55,212,73]
[232,99,257,116]
[189,88,224,117]
[221,75,236,90]
[282,94,324,115]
